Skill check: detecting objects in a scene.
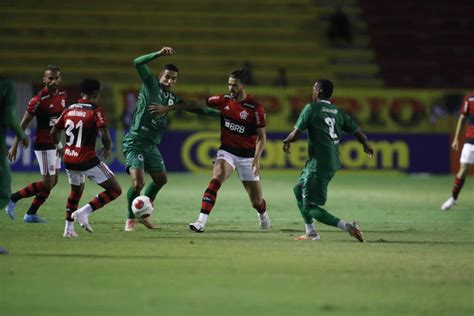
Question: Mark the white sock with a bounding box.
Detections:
[78,204,93,215]
[337,220,348,231]
[66,220,74,230]
[198,213,208,225]
[305,223,316,234]
[258,211,268,218]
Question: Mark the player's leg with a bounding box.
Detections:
[72,162,121,233]
[442,143,473,210]
[189,150,234,232]
[123,145,146,231]
[20,150,57,223]
[63,169,85,238]
[303,170,364,242]
[293,169,320,240]
[0,148,12,209]
[144,147,167,202]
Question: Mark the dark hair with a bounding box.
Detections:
[46,64,60,72]
[230,69,249,85]
[80,78,101,95]
[316,79,333,99]
[162,64,179,73]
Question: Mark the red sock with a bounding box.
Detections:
[66,191,83,221]
[200,178,221,214]
[89,188,121,211]
[452,177,465,200]
[11,181,46,202]
[254,199,267,214]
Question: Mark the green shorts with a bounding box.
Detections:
[0,145,11,208]
[297,166,335,207]
[123,143,166,174]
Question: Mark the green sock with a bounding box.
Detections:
[144,182,161,202]
[127,186,140,219]
[306,205,340,227]
[293,184,312,224]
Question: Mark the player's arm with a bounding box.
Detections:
[8,111,34,162]
[3,81,28,158]
[148,100,220,117]
[253,126,267,176]
[51,113,66,158]
[353,128,374,157]
[282,128,303,154]
[98,127,112,160]
[451,113,466,151]
[133,47,175,81]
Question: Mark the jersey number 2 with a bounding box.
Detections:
[324,117,338,139]
[65,119,83,148]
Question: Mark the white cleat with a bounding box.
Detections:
[294,231,320,241]
[189,221,205,233]
[258,212,271,229]
[63,229,78,238]
[441,197,456,211]
[124,219,136,232]
[72,210,93,233]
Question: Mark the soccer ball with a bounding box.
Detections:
[131,196,154,218]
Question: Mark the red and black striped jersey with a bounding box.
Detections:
[54,99,107,171]
[461,93,474,144]
[207,94,266,158]
[27,87,67,150]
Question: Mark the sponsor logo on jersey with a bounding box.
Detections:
[68,110,87,117]
[224,119,246,134]
[138,154,144,161]
[65,148,79,157]
[240,110,249,120]
[243,103,255,109]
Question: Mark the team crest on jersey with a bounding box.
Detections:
[168,99,174,106]
[240,110,249,120]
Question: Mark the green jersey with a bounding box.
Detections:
[0,76,25,140]
[295,100,359,171]
[124,52,183,147]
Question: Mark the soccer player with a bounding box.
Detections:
[441,93,474,210]
[1,76,29,210]
[123,47,219,232]
[283,79,373,242]
[187,69,270,233]
[5,65,67,223]
[51,79,121,237]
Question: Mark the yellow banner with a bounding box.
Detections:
[112,85,464,133]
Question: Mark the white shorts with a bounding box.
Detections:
[460,143,474,164]
[216,149,260,181]
[66,162,115,186]
[34,149,61,175]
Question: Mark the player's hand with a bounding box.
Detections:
[20,136,29,149]
[148,103,168,116]
[364,144,374,158]
[252,159,260,176]
[7,146,18,162]
[101,148,111,160]
[451,139,459,151]
[283,141,291,154]
[157,47,175,57]
[56,147,65,158]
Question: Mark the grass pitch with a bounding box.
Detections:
[0,172,472,316]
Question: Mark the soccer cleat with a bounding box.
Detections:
[139,215,156,229]
[124,219,136,232]
[346,221,364,242]
[189,221,205,233]
[72,211,93,233]
[63,229,78,238]
[5,200,16,220]
[23,214,47,223]
[441,197,456,211]
[294,231,320,241]
[258,212,271,229]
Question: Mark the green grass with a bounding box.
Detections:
[0,172,473,316]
